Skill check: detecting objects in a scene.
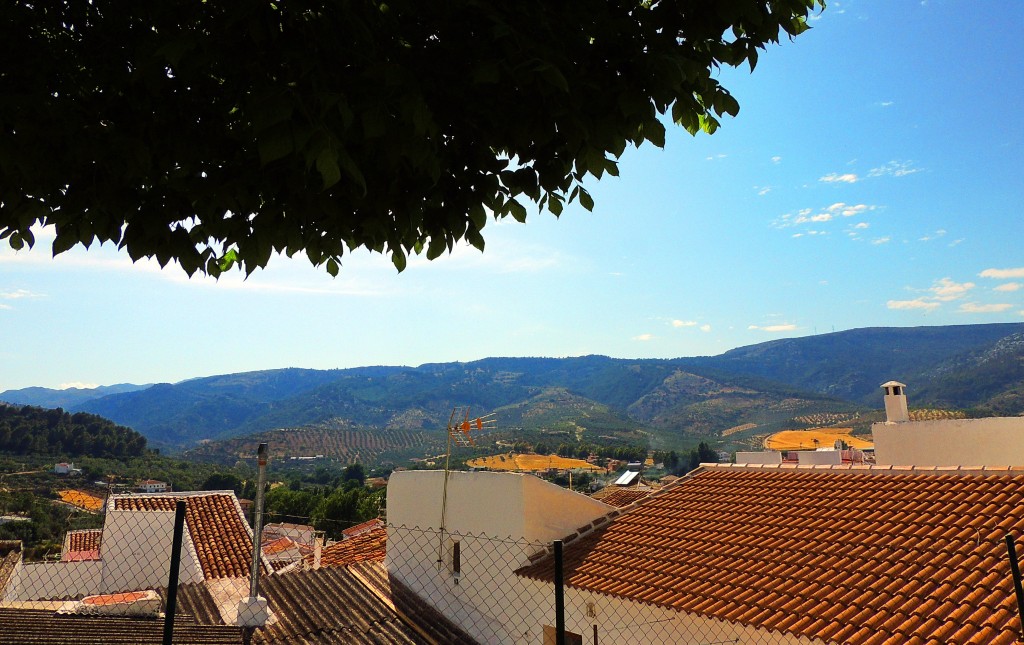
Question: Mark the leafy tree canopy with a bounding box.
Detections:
[1,0,822,276]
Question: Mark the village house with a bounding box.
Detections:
[137,479,169,493]
[386,460,1024,644]
[0,489,272,625]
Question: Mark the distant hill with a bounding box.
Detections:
[0,404,147,458]
[11,322,1021,456]
[684,323,1024,405]
[0,383,150,409]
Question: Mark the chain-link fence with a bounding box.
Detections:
[3,491,1024,644]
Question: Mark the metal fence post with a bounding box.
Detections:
[554,539,565,645]
[1005,534,1024,641]
[162,500,187,645]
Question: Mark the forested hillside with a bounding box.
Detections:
[8,323,1022,454]
[0,404,147,458]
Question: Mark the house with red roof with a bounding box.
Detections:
[387,463,1024,645]
[1,490,270,616]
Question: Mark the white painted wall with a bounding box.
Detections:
[100,508,203,593]
[798,450,843,466]
[2,560,103,602]
[387,471,613,644]
[873,417,1024,466]
[519,577,822,645]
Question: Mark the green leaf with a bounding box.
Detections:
[218,249,238,272]
[316,148,342,190]
[426,235,447,260]
[579,188,594,212]
[548,194,564,216]
[391,247,407,272]
[9,232,24,251]
[326,257,339,276]
[509,200,527,223]
[257,124,295,165]
[645,120,666,148]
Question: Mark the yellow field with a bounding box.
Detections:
[763,428,873,451]
[58,489,104,512]
[466,453,602,471]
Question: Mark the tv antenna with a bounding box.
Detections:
[438,407,496,569]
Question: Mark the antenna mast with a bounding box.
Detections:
[437,407,496,568]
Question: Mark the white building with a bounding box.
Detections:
[136,479,169,493]
[1,490,269,618]
[872,380,1024,466]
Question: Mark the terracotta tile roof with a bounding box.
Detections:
[0,607,243,645]
[341,518,384,539]
[595,487,651,508]
[262,536,310,557]
[518,464,1024,645]
[114,493,261,579]
[67,529,102,552]
[306,526,387,569]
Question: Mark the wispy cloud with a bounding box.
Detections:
[633,333,654,341]
[868,160,922,178]
[872,237,891,245]
[700,324,712,332]
[919,229,947,242]
[748,323,797,332]
[0,289,42,300]
[771,156,782,164]
[980,267,1024,279]
[853,223,870,229]
[705,154,727,161]
[776,203,876,232]
[888,298,940,311]
[0,304,10,311]
[756,186,771,196]
[877,101,894,108]
[994,283,1022,292]
[959,302,1013,313]
[819,173,859,184]
[672,320,698,328]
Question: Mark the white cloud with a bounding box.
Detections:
[672,320,698,328]
[748,323,797,332]
[819,173,859,184]
[919,229,947,242]
[929,277,974,301]
[58,382,100,390]
[757,186,771,196]
[853,223,869,229]
[872,237,891,245]
[0,303,10,310]
[980,267,1024,279]
[994,283,1022,292]
[868,160,922,178]
[0,289,41,300]
[959,302,1013,313]
[771,156,782,164]
[949,239,964,247]
[878,101,894,107]
[700,324,712,332]
[633,333,654,341]
[887,298,940,311]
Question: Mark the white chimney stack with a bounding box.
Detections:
[237,442,270,627]
[881,381,909,424]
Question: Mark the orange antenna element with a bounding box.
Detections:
[448,408,497,447]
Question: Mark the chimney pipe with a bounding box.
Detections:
[237,443,270,627]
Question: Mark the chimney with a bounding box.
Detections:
[881,381,909,423]
[236,443,270,627]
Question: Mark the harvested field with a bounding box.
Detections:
[722,423,758,437]
[763,428,873,451]
[466,453,601,471]
[58,489,104,512]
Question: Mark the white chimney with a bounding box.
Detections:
[881,381,909,423]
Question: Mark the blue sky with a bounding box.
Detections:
[2,0,1022,392]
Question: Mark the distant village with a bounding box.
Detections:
[2,380,1024,643]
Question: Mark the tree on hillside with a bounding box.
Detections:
[1,1,822,276]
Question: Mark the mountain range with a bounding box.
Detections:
[3,322,1022,454]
